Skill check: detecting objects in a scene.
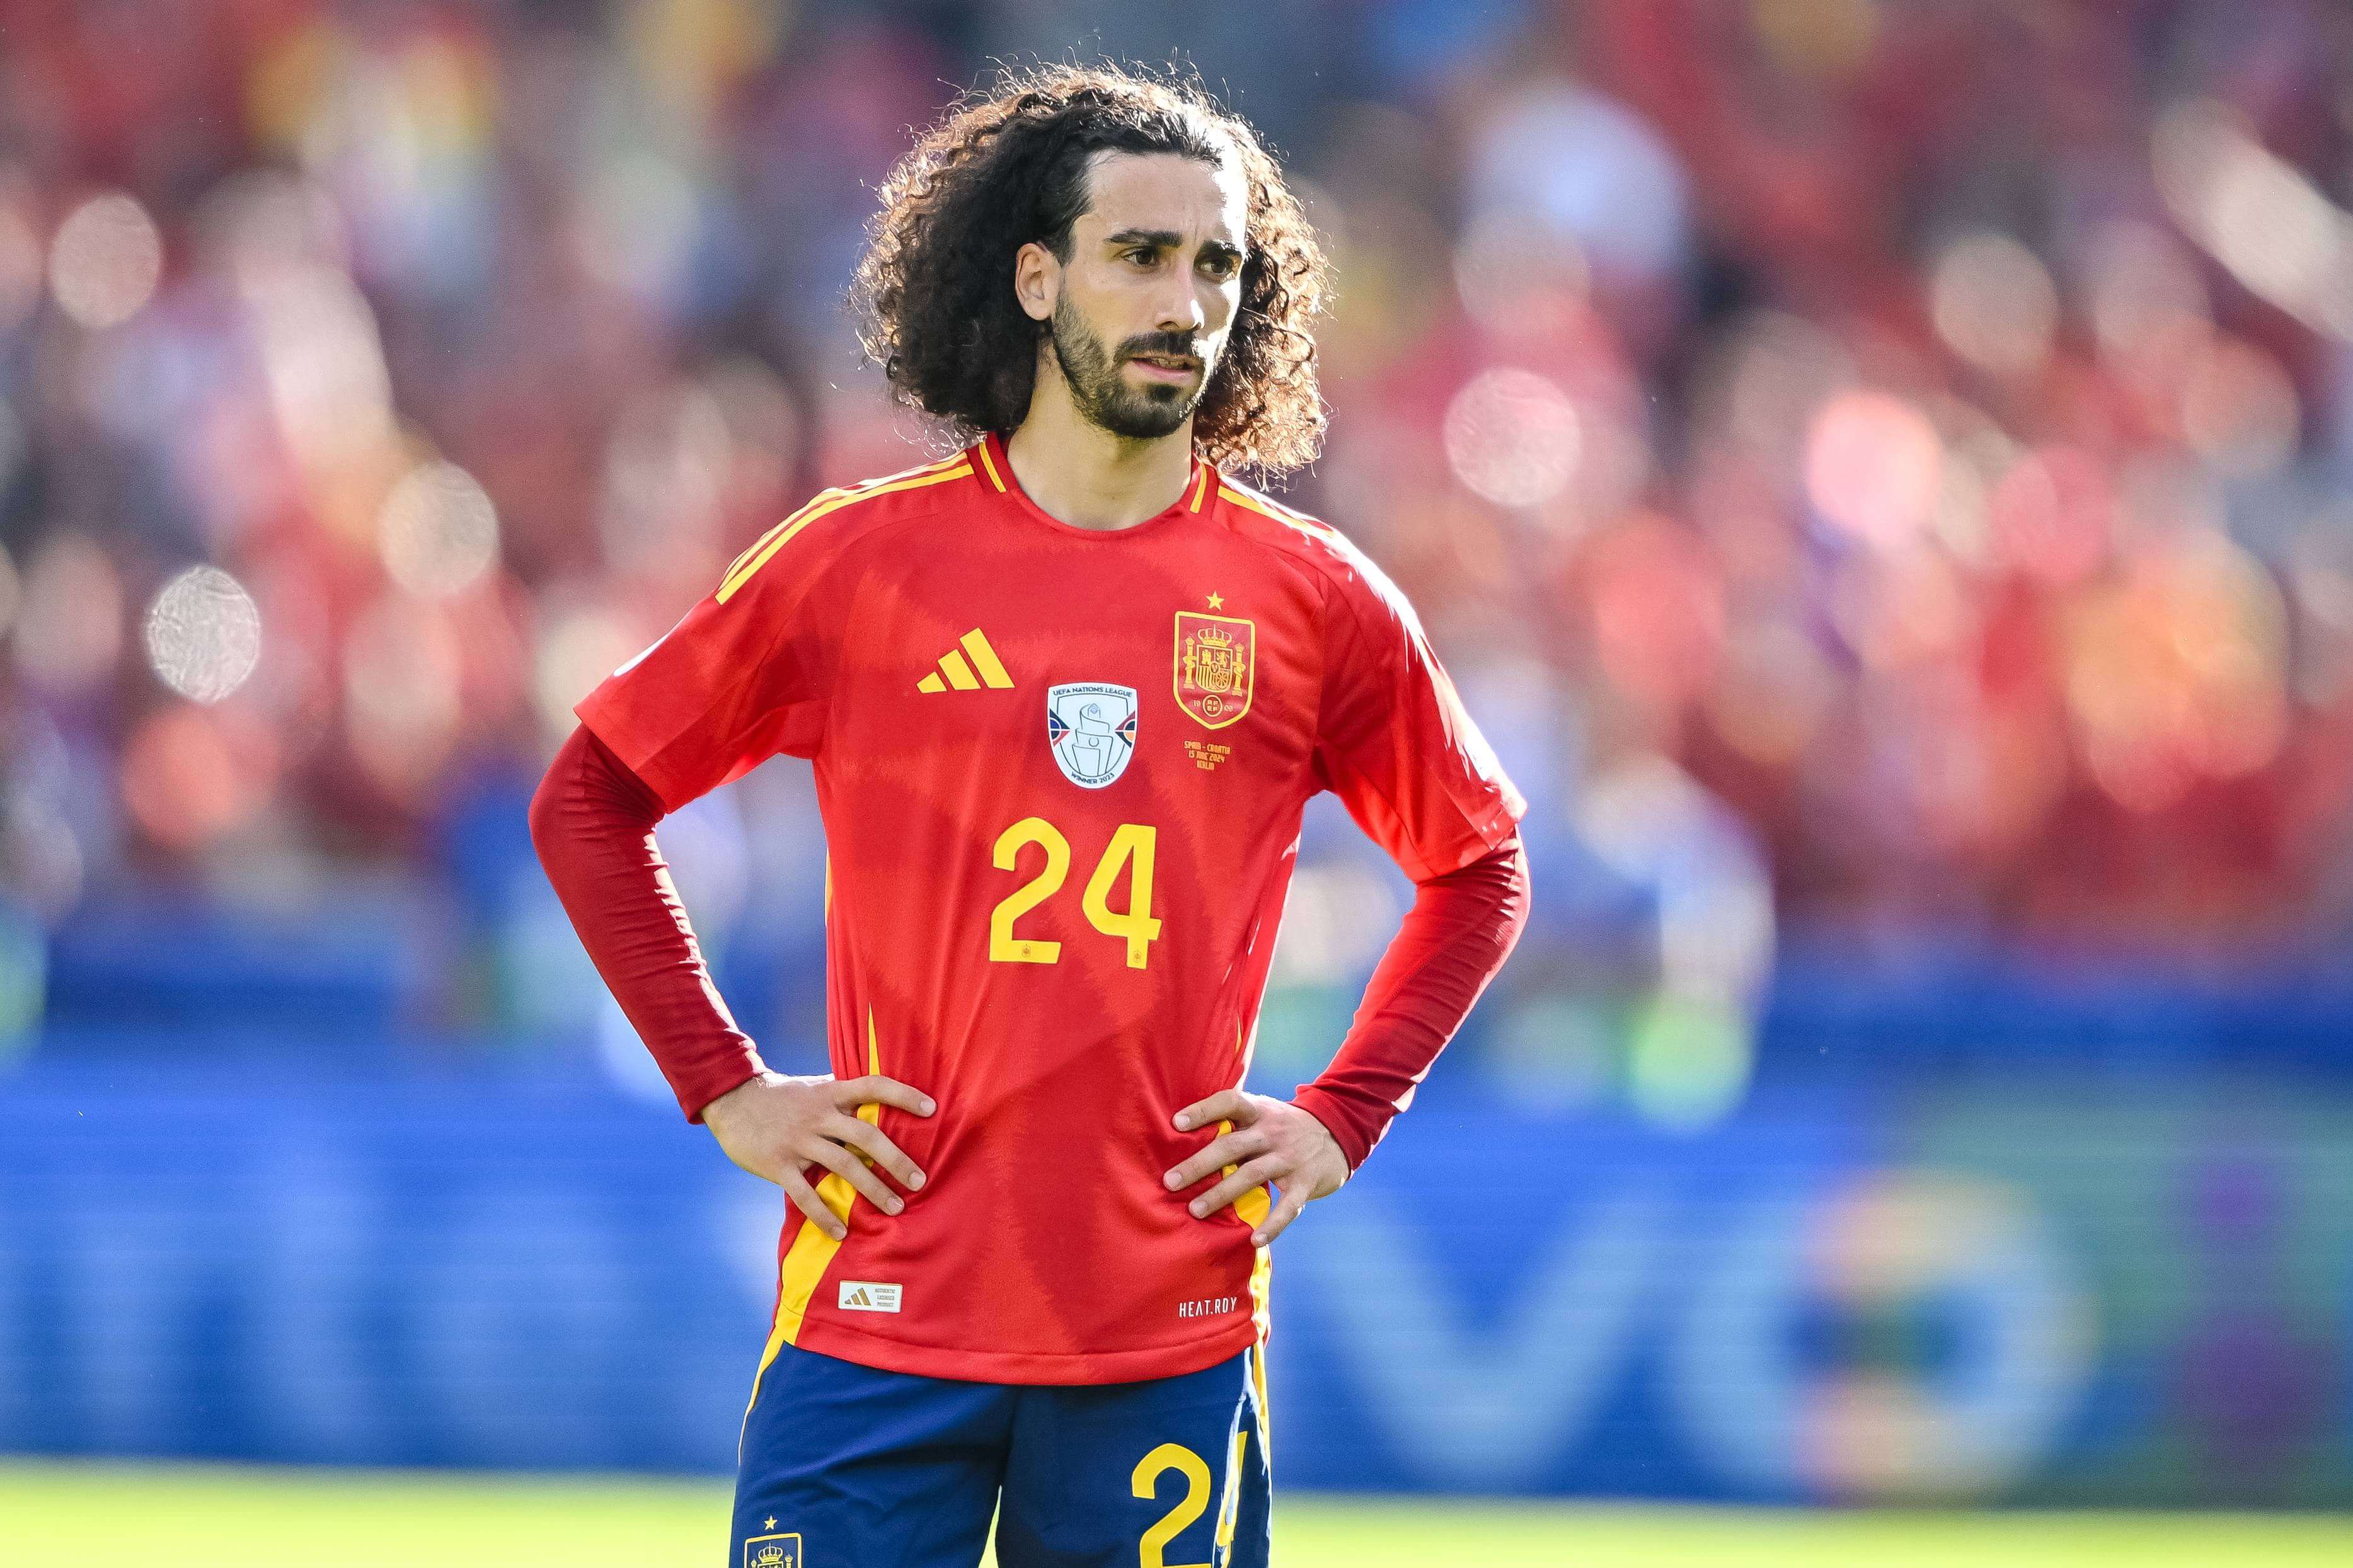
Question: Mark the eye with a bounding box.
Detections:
[1122,249,1157,267]
[1201,253,1240,280]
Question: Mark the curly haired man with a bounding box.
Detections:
[532,61,1529,1568]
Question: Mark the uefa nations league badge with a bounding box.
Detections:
[1046,683,1138,787]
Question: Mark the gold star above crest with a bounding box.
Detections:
[764,1518,777,1530]
[1205,591,1224,610]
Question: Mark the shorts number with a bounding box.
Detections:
[990,818,1162,970]
[1132,1442,1211,1568]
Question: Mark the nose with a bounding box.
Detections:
[1158,279,1205,337]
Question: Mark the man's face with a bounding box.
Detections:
[1044,150,1249,440]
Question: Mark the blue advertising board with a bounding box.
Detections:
[4,1050,2349,1504]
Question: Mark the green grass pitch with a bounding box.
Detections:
[4,1462,2349,1565]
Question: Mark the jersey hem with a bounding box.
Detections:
[791,1313,1260,1386]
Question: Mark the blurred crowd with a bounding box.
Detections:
[4,0,2353,1117]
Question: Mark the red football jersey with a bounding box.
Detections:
[577,431,1524,1384]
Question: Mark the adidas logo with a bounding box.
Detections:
[917,629,1014,693]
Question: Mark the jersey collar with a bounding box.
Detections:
[973,429,1214,540]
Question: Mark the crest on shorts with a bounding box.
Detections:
[1174,612,1255,730]
[1047,683,1139,788]
[744,1533,802,1568]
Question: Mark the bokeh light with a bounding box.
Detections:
[121,704,278,850]
[1626,996,1753,1131]
[380,461,502,597]
[1930,233,2058,378]
[47,190,164,329]
[1443,368,1582,507]
[1805,391,1942,550]
[145,566,264,704]
[2064,529,2287,811]
[2155,98,2353,340]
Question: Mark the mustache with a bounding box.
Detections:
[1121,334,1205,362]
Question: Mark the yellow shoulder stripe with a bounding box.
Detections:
[717,460,970,603]
[722,451,967,581]
[972,437,1007,492]
[1217,483,1334,541]
[717,452,967,598]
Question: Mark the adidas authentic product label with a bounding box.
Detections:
[837,1280,903,1313]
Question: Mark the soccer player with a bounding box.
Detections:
[531,63,1529,1568]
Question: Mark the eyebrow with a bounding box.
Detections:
[1103,227,1246,263]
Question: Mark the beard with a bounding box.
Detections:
[1049,293,1211,441]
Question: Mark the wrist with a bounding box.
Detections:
[694,1067,769,1130]
[1288,1084,1372,1174]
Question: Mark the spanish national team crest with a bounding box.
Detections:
[744,1533,802,1568]
[1175,612,1255,729]
[1046,682,1139,788]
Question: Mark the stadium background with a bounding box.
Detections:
[4,0,2353,1560]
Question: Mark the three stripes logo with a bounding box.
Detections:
[918,629,1014,694]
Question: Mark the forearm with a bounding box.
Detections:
[1291,834,1530,1170]
[527,724,766,1121]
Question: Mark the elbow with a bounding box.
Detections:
[1497,833,1533,953]
[529,726,595,875]
[526,753,567,874]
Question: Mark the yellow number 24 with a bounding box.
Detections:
[991,817,1161,970]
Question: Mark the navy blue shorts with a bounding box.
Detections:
[730,1342,1271,1567]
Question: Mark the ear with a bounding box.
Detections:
[1013,240,1057,324]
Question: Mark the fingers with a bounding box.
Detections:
[833,1075,936,1118]
[806,1139,904,1216]
[1173,1088,1249,1133]
[780,1166,845,1242]
[1187,1155,1285,1221]
[1162,1127,1266,1194]
[1252,1184,1309,1247]
[830,1115,927,1192]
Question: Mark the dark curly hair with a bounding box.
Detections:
[849,62,1332,477]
